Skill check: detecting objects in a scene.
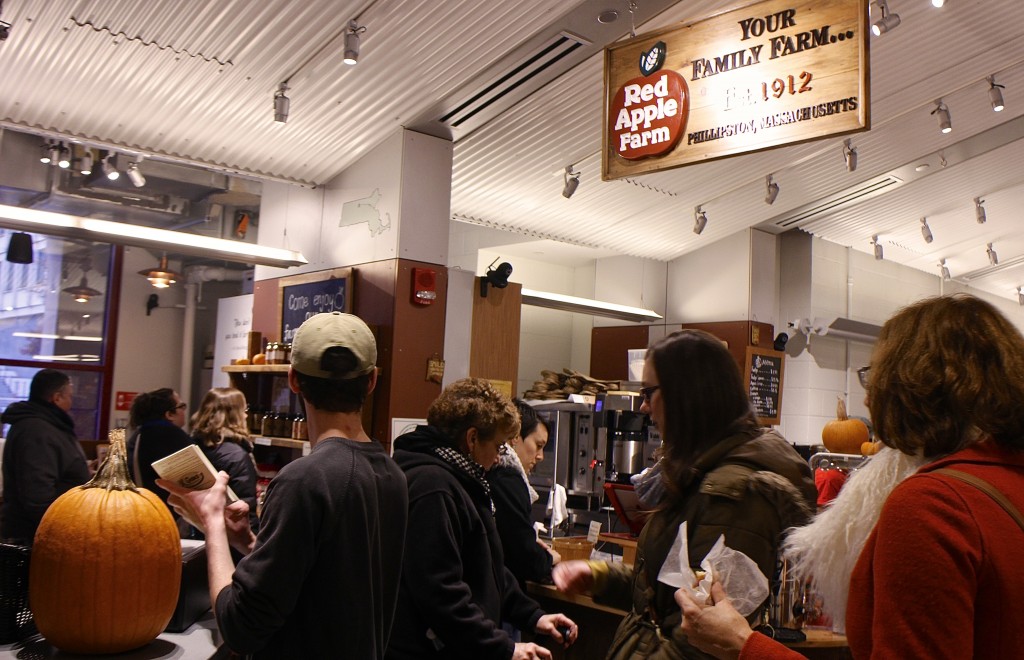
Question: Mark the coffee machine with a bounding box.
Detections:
[595,393,656,483]
[530,402,606,506]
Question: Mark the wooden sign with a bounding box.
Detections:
[277,268,352,344]
[603,0,869,180]
[744,346,785,425]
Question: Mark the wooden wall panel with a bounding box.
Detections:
[680,321,775,371]
[590,326,652,381]
[470,280,522,394]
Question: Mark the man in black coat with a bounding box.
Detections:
[1,369,89,543]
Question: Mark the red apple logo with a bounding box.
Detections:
[609,42,688,160]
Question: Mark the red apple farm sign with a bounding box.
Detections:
[603,0,869,180]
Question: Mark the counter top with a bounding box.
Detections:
[0,612,225,659]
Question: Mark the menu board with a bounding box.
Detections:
[745,346,785,425]
[277,268,352,344]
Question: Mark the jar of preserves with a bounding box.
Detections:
[266,342,281,364]
[281,343,292,365]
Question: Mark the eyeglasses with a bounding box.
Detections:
[174,402,187,411]
[640,385,660,402]
[857,366,871,389]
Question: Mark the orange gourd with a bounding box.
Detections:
[29,429,181,654]
[861,440,882,455]
[821,396,870,454]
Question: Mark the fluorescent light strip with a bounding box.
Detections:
[521,288,662,323]
[63,335,103,342]
[13,332,60,340]
[0,204,308,268]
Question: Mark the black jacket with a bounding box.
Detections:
[387,426,544,660]
[488,461,553,587]
[197,435,260,533]
[127,420,192,511]
[1,400,89,542]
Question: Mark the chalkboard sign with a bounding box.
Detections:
[745,346,784,425]
[277,268,353,344]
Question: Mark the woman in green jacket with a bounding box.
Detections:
[553,329,815,659]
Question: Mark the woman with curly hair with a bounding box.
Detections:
[553,329,815,659]
[190,387,260,533]
[676,294,1024,659]
[387,378,577,660]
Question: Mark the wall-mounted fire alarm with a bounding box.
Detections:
[412,267,437,305]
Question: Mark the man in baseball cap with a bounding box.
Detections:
[161,312,408,659]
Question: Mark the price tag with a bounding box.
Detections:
[587,520,602,544]
[254,436,272,447]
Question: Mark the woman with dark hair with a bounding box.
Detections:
[488,399,560,587]
[190,387,259,533]
[675,294,1024,659]
[127,387,192,516]
[387,378,577,660]
[553,330,815,659]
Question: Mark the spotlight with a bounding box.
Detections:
[932,100,952,134]
[40,142,54,164]
[126,162,146,187]
[0,21,10,41]
[562,165,580,198]
[988,76,1005,112]
[1018,287,1024,307]
[843,139,857,172]
[939,259,951,281]
[6,232,33,264]
[765,174,779,205]
[274,83,290,123]
[920,217,933,244]
[974,197,986,224]
[987,242,998,266]
[102,153,120,181]
[931,0,945,6]
[79,149,94,176]
[871,234,883,260]
[871,0,900,35]
[343,21,365,65]
[693,206,708,235]
[56,143,70,169]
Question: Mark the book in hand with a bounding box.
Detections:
[151,444,239,503]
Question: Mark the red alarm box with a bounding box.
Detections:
[412,268,437,305]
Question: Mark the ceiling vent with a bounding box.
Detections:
[766,175,905,231]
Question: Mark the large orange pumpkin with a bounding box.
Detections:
[821,396,870,454]
[29,429,181,654]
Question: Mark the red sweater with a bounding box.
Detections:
[739,443,1024,660]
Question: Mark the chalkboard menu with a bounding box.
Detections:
[745,346,784,425]
[277,268,352,344]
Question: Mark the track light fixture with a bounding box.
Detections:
[987,242,998,266]
[920,217,933,244]
[693,206,708,235]
[871,234,883,260]
[765,174,779,205]
[871,0,900,35]
[932,100,952,134]
[939,259,951,281]
[1018,287,1024,307]
[274,82,290,123]
[0,1,9,41]
[987,76,1005,112]
[40,141,55,164]
[931,0,945,6]
[562,165,580,198]
[56,143,70,169]
[101,153,120,181]
[343,20,366,65]
[843,139,857,172]
[974,197,986,224]
[126,161,146,187]
[79,149,94,176]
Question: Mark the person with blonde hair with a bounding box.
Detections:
[675,294,1024,659]
[191,387,259,533]
[387,378,577,660]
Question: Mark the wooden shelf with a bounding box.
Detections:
[221,364,290,373]
[252,435,309,451]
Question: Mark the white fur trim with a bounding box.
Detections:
[497,443,539,504]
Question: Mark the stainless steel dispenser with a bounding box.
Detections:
[596,393,654,483]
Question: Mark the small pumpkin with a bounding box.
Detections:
[861,440,882,456]
[821,396,870,454]
[30,429,182,654]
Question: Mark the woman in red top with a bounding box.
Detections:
[675,294,1024,659]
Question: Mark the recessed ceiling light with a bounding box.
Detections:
[915,163,930,172]
[597,10,619,23]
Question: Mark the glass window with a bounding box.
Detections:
[0,365,102,440]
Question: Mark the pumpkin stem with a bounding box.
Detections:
[836,396,849,421]
[83,428,140,492]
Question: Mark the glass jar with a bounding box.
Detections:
[266,342,281,364]
[281,342,292,365]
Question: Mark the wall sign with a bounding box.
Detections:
[603,0,869,180]
[745,346,785,425]
[277,268,353,344]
